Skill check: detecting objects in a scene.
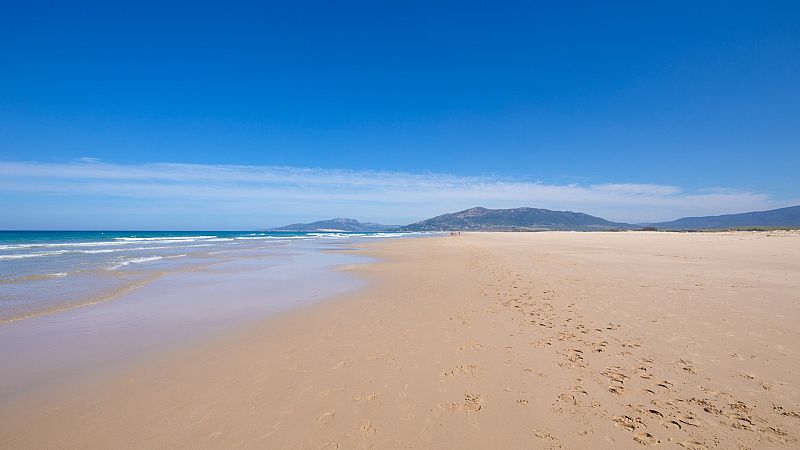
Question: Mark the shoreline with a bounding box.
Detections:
[0,240,372,406]
[2,232,799,449]
[0,230,409,324]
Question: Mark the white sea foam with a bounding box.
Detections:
[0,241,119,250]
[0,232,412,265]
[0,245,192,260]
[0,244,37,250]
[39,241,131,247]
[0,250,70,260]
[0,236,222,251]
[234,235,310,240]
[79,245,174,254]
[308,232,370,239]
[307,233,346,238]
[105,261,128,270]
[128,256,164,264]
[114,236,216,242]
[106,256,164,271]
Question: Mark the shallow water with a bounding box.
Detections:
[0,230,406,322]
[0,232,410,403]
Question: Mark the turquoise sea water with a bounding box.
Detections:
[0,230,408,322]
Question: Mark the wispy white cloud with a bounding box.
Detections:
[0,159,784,228]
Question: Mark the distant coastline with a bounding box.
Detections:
[268,204,800,233]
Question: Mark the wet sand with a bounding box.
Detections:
[2,232,799,449]
[0,244,367,406]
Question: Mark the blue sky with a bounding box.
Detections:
[1,1,798,229]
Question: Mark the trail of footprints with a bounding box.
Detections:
[464,248,798,448]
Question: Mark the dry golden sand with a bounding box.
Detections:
[2,231,800,449]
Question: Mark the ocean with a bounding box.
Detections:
[0,229,416,401]
[0,230,408,323]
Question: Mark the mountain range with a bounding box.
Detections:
[399,207,632,231]
[271,205,800,232]
[648,205,800,230]
[270,218,399,232]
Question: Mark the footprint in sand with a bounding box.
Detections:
[571,385,588,397]
[464,393,484,412]
[318,411,335,428]
[601,367,628,384]
[558,392,579,405]
[647,409,663,418]
[678,441,708,450]
[637,366,654,379]
[591,341,609,352]
[565,349,584,363]
[440,364,481,377]
[633,431,660,445]
[533,430,556,440]
[358,419,376,436]
[773,405,800,419]
[458,364,482,376]
[760,426,790,438]
[655,381,673,392]
[612,416,636,432]
[676,414,701,428]
[608,385,625,396]
[677,359,697,374]
[667,420,683,430]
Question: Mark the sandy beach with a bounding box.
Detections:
[2,231,799,449]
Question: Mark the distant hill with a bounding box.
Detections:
[400,207,634,231]
[270,205,800,233]
[650,205,800,230]
[271,218,399,232]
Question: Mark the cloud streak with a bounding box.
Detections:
[0,160,784,228]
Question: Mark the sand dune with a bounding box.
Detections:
[2,231,799,449]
